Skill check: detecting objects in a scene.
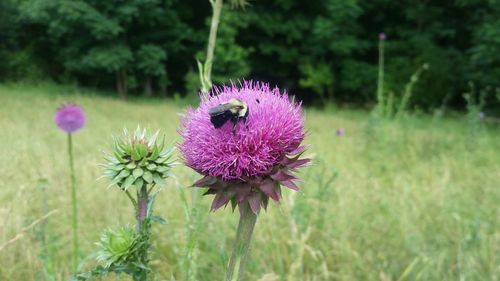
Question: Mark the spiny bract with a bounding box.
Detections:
[102,127,176,191]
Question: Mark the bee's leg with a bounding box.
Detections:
[231,118,238,134]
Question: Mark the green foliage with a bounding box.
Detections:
[469,2,500,86]
[82,45,133,73]
[18,0,192,96]
[2,0,500,108]
[210,7,252,84]
[298,62,334,104]
[136,45,167,77]
[376,63,429,119]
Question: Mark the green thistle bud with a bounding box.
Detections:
[103,127,176,191]
[96,226,137,266]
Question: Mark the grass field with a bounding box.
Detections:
[0,83,499,281]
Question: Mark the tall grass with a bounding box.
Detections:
[0,83,499,280]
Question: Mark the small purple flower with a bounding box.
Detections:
[179,81,310,214]
[379,32,386,40]
[54,103,86,133]
[336,128,345,136]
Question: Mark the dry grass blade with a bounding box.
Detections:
[0,209,59,252]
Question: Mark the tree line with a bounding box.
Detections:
[1,0,499,109]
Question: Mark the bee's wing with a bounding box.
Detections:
[208,103,234,128]
[208,103,232,116]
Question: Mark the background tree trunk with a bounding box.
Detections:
[116,71,123,98]
[116,69,128,99]
[144,76,153,97]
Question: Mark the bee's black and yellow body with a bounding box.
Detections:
[208,98,249,130]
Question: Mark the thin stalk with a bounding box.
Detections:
[226,202,258,281]
[125,190,137,209]
[200,0,223,94]
[68,133,79,272]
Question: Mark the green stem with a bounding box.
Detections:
[200,0,223,94]
[68,133,79,272]
[226,202,258,281]
[125,190,137,209]
[135,185,149,281]
[136,185,148,233]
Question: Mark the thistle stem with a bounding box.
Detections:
[200,0,223,94]
[226,202,258,281]
[135,185,149,281]
[68,133,79,272]
[136,185,148,233]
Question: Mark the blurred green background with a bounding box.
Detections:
[1,0,500,110]
[1,1,500,281]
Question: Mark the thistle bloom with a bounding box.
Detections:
[54,103,86,133]
[179,81,310,214]
[336,128,345,136]
[379,32,386,40]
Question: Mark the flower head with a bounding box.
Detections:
[96,225,137,267]
[336,128,345,136]
[54,103,86,133]
[179,81,310,214]
[379,32,386,40]
[102,127,176,191]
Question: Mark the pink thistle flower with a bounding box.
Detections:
[54,103,86,133]
[379,32,386,40]
[179,81,310,214]
[336,128,345,136]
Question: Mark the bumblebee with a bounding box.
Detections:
[208,98,249,131]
